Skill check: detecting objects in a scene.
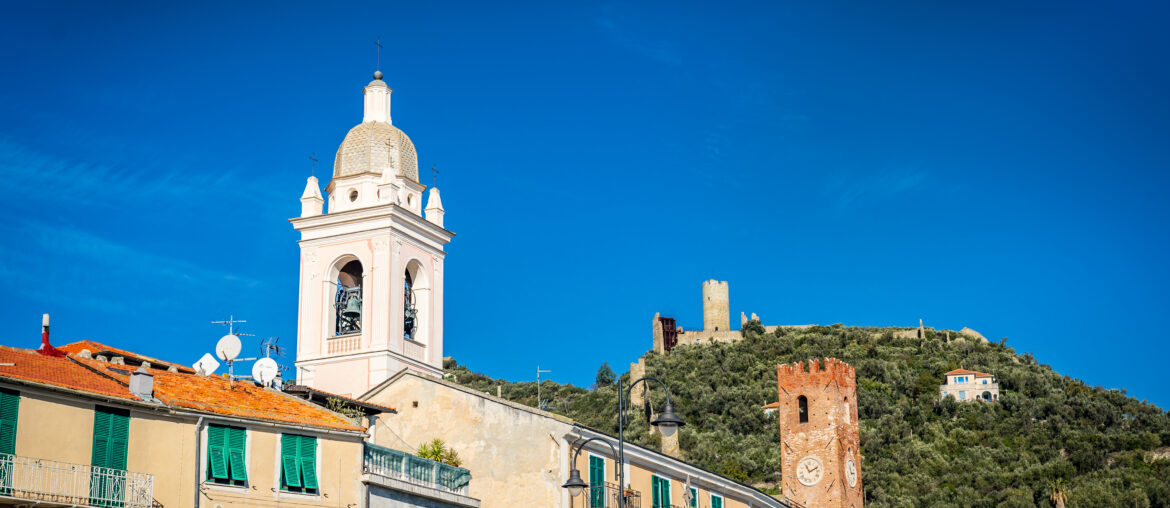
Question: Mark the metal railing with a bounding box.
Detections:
[577,481,641,508]
[363,443,471,496]
[0,453,153,508]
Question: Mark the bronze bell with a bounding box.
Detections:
[342,295,362,319]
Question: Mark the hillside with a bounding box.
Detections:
[444,324,1170,507]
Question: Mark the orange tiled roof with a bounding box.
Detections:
[945,368,993,377]
[71,356,363,432]
[58,340,195,374]
[0,346,137,401]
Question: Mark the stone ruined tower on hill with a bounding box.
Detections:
[777,358,863,508]
[702,279,730,332]
[290,70,453,397]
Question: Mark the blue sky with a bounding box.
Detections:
[2,1,1168,408]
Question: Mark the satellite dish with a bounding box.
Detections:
[193,353,221,376]
[215,334,242,361]
[252,357,279,386]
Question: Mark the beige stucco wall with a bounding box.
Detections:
[365,373,574,507]
[6,383,364,508]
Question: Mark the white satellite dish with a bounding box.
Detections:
[252,357,279,386]
[193,353,221,376]
[215,334,242,361]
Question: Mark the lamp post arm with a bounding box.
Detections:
[570,437,619,474]
[623,375,674,411]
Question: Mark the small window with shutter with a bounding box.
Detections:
[206,424,248,486]
[280,434,318,494]
[0,388,19,456]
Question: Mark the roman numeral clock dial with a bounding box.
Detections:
[796,456,823,486]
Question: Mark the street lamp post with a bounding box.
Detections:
[563,375,685,508]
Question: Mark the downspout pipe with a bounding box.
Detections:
[194,416,204,508]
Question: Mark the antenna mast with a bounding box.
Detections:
[537,365,553,411]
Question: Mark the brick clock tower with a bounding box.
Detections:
[776,358,863,508]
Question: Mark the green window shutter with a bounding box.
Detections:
[651,475,661,508]
[299,435,318,490]
[281,434,301,488]
[91,410,110,468]
[588,456,604,508]
[207,425,228,479]
[689,487,698,507]
[106,409,129,471]
[227,427,247,481]
[0,389,20,455]
[711,495,722,508]
[662,478,671,507]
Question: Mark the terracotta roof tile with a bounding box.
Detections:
[945,368,993,377]
[0,342,362,432]
[58,340,195,374]
[0,346,136,400]
[72,356,363,432]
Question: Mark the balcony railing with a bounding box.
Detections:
[363,443,471,496]
[0,453,153,508]
[576,481,641,508]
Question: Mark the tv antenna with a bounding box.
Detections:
[260,336,285,358]
[210,315,259,388]
[536,365,554,412]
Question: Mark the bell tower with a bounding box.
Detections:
[776,358,863,508]
[290,70,453,397]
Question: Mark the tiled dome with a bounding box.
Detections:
[332,121,419,182]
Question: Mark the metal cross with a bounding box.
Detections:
[374,37,384,70]
[431,164,439,188]
[309,152,318,178]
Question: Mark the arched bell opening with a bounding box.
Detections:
[403,259,430,346]
[334,260,363,336]
[798,395,809,424]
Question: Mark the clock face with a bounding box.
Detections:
[845,458,858,488]
[796,456,824,486]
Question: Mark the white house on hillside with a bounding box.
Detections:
[940,369,1000,402]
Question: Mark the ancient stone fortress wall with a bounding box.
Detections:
[776,358,864,508]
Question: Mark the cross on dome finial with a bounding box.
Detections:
[374,37,384,79]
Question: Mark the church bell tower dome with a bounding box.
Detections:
[332,73,419,182]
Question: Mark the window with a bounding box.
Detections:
[280,434,318,494]
[798,395,808,424]
[90,406,129,507]
[982,379,988,384]
[651,475,671,508]
[688,487,698,507]
[711,493,724,508]
[588,455,604,508]
[207,425,247,486]
[0,389,19,455]
[959,391,966,400]
[0,389,19,495]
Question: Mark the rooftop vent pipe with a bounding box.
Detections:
[35,313,65,358]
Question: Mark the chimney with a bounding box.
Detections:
[129,366,155,400]
[36,313,65,358]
